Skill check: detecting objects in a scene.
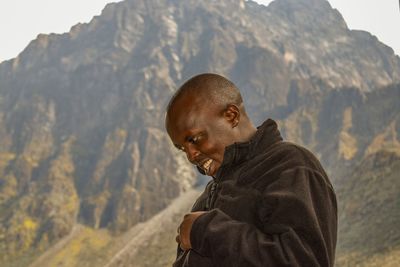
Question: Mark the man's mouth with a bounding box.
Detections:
[200,159,213,174]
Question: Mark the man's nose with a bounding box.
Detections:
[185,145,200,163]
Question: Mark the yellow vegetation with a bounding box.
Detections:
[46,225,112,267]
[365,120,400,157]
[23,218,38,231]
[0,174,17,203]
[338,107,358,160]
[117,128,128,138]
[0,152,16,163]
[23,155,39,168]
[278,109,318,148]
[0,152,15,176]
[57,137,76,174]
[338,132,358,160]
[338,247,400,267]
[8,216,40,252]
[46,138,75,178]
[104,128,127,155]
[364,247,400,267]
[65,193,79,214]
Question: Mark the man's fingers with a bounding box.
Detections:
[176,234,189,251]
[176,212,207,251]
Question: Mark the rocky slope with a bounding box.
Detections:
[276,83,400,178]
[26,188,201,267]
[0,0,399,266]
[336,151,400,266]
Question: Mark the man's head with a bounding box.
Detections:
[165,73,256,177]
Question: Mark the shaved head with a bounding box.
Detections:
[166,73,243,114]
[165,73,257,177]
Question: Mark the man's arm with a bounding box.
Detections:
[173,181,216,267]
[184,167,337,267]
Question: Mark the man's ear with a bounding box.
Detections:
[223,104,240,128]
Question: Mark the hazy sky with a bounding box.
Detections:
[0,0,399,62]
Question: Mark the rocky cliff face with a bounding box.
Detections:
[0,0,399,266]
[277,83,400,177]
[336,150,400,266]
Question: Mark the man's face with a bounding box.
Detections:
[166,95,236,177]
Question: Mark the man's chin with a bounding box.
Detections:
[196,165,218,177]
[196,165,207,175]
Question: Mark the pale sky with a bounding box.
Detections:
[0,0,399,62]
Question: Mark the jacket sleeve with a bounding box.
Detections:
[173,247,215,267]
[189,167,337,267]
[173,246,187,267]
[172,181,216,267]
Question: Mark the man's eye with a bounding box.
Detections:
[174,145,185,151]
[188,136,199,144]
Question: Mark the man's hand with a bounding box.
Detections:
[176,211,207,251]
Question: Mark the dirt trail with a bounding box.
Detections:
[28,188,200,267]
[103,188,200,267]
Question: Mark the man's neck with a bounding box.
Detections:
[237,120,257,143]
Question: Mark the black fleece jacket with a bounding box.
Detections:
[173,119,337,267]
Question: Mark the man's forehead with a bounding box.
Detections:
[167,102,198,130]
[166,97,213,133]
[168,92,207,116]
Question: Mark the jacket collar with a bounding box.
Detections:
[215,118,283,181]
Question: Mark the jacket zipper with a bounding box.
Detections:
[205,181,218,210]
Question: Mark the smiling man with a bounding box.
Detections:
[165,73,337,267]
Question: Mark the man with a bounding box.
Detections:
[165,73,337,266]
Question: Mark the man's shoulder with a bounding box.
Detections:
[252,140,328,178]
[259,140,320,164]
[271,141,334,188]
[278,141,319,159]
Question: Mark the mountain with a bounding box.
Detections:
[0,0,399,266]
[276,83,400,178]
[336,151,400,267]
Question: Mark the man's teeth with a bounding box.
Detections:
[202,159,212,173]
